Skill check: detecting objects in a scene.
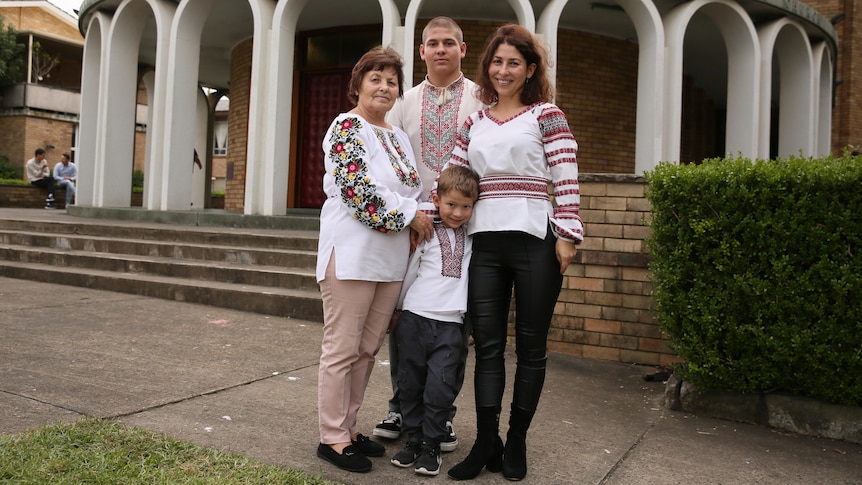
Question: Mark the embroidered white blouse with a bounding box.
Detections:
[447,102,584,243]
[316,114,423,283]
[397,223,472,324]
[388,74,484,202]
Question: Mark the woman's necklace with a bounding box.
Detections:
[374,128,421,187]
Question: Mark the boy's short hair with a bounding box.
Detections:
[437,165,479,201]
[422,16,463,44]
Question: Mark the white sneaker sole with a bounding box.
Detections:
[440,438,458,452]
[372,428,401,439]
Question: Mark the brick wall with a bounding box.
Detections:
[543,174,678,365]
[0,114,76,172]
[803,1,861,154]
[0,116,27,170]
[0,6,81,42]
[224,39,252,212]
[0,184,68,209]
[0,185,224,210]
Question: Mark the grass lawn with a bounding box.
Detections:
[0,417,337,484]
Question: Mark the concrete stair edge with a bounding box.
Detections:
[0,245,318,290]
[0,261,323,322]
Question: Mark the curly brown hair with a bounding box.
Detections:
[476,24,553,106]
[347,47,405,105]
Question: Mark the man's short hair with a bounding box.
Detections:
[35,148,45,156]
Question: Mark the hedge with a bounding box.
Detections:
[645,154,862,406]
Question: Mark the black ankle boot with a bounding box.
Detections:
[447,433,503,480]
[447,407,502,480]
[502,405,534,481]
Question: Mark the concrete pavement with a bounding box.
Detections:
[1,278,860,484]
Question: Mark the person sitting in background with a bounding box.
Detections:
[53,153,77,206]
[25,148,56,209]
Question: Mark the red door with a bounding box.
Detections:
[297,70,353,208]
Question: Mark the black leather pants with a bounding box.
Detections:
[468,228,563,413]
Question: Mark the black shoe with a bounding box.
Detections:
[391,439,421,467]
[44,204,56,210]
[440,420,458,452]
[447,434,503,480]
[316,443,372,473]
[414,442,441,476]
[373,411,402,439]
[502,437,527,480]
[351,433,385,457]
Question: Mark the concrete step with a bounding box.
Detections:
[0,244,318,290]
[0,231,317,269]
[0,219,319,251]
[0,208,324,321]
[0,260,323,321]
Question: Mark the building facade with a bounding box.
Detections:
[0,1,83,171]
[70,0,858,363]
[74,0,856,214]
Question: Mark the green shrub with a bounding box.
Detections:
[646,154,862,406]
[132,169,144,188]
[0,154,22,179]
[0,178,28,185]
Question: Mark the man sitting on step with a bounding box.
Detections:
[25,148,57,209]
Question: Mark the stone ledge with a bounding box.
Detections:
[664,374,862,444]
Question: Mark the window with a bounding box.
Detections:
[213,120,228,156]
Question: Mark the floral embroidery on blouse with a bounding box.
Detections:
[374,128,421,188]
[328,117,407,233]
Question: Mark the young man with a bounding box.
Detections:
[25,148,56,209]
[376,16,485,451]
[389,165,480,476]
[53,153,77,206]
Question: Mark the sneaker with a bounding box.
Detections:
[440,420,458,452]
[316,443,372,473]
[373,411,402,439]
[47,194,55,202]
[44,204,56,210]
[351,433,385,457]
[414,441,441,476]
[391,439,422,467]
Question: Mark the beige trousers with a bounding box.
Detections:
[317,252,402,444]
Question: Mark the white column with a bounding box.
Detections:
[813,42,833,157]
[242,0,278,215]
[617,0,665,173]
[704,2,759,158]
[98,0,156,207]
[191,87,208,209]
[143,1,177,210]
[758,19,814,158]
[160,0,214,210]
[77,13,108,207]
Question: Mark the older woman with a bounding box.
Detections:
[315,46,433,473]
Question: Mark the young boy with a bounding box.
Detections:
[390,165,480,476]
